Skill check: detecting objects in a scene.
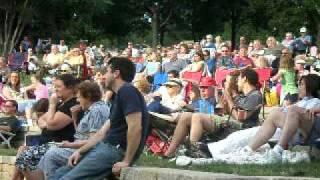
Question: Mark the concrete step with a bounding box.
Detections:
[120,167,319,180]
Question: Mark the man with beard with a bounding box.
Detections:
[49,57,149,180]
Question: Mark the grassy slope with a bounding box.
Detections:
[136,153,320,177]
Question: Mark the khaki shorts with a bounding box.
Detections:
[210,114,243,130]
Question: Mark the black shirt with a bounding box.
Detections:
[104,83,149,162]
[41,97,78,143]
[0,116,20,133]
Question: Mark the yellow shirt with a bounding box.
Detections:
[46,53,64,66]
[66,55,84,66]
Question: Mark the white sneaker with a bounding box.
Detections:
[239,146,254,156]
[264,149,282,163]
[176,156,192,166]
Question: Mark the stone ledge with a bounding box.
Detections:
[120,167,319,180]
[0,156,16,165]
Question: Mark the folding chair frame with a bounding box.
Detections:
[0,130,16,148]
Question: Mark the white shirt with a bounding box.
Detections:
[296,97,320,109]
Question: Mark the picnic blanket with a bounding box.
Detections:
[175,127,310,166]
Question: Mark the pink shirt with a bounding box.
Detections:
[34,84,49,100]
[233,56,254,68]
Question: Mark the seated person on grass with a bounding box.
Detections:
[243,74,320,163]
[25,81,110,180]
[0,100,20,133]
[154,77,216,122]
[148,78,186,114]
[165,68,262,157]
[12,74,80,180]
[47,57,149,179]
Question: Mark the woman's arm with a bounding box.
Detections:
[189,62,204,72]
[24,84,36,92]
[46,111,73,130]
[271,71,282,82]
[45,94,73,130]
[2,87,13,100]
[37,112,48,129]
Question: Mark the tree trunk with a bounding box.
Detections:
[0,0,29,57]
[159,28,165,46]
[317,23,320,47]
[231,7,237,51]
[151,9,159,49]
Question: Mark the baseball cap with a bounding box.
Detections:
[300,27,307,33]
[164,78,183,87]
[199,77,216,87]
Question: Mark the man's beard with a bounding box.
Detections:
[105,78,115,90]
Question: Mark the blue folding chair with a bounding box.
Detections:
[152,72,168,92]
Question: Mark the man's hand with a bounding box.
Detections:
[112,161,129,177]
[68,150,82,167]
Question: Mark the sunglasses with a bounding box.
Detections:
[165,85,177,88]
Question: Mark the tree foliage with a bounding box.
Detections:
[1,0,320,54]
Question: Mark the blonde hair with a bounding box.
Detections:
[266,36,277,48]
[254,56,268,68]
[134,78,151,94]
[279,56,294,70]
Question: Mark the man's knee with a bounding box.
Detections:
[45,147,59,160]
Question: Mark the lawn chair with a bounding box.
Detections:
[7,52,28,71]
[148,111,176,136]
[0,119,24,148]
[152,72,168,91]
[182,71,203,102]
[0,130,16,148]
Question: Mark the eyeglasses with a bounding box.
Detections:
[221,50,228,52]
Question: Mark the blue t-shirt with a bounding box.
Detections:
[104,83,149,160]
[192,98,215,114]
[206,58,216,74]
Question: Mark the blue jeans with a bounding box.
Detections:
[48,142,124,180]
[147,97,171,114]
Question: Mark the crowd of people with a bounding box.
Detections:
[0,26,318,179]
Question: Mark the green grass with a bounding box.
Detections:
[136,153,320,177]
[0,147,318,177]
[0,148,18,156]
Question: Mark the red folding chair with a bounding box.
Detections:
[214,69,234,89]
[182,71,203,84]
[182,71,203,103]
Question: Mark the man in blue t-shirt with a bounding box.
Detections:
[50,57,149,179]
[292,27,312,55]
